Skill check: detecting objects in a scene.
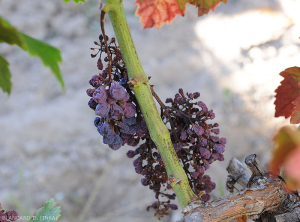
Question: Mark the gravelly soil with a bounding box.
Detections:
[1,0,299,221]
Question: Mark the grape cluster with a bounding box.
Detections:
[162,89,226,201]
[88,35,147,150]
[0,204,18,222]
[87,34,226,219]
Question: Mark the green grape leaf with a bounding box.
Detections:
[0,55,12,94]
[30,199,61,222]
[63,0,86,3]
[0,18,64,93]
[19,33,65,90]
[0,16,26,49]
[135,0,227,28]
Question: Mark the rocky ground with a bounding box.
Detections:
[0,0,299,221]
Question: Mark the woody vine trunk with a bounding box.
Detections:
[102,0,197,209]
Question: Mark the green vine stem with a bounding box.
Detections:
[102,0,197,209]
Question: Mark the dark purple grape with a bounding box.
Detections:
[97,58,103,70]
[193,92,200,99]
[122,117,136,126]
[88,98,98,110]
[86,88,95,97]
[218,154,224,161]
[179,88,184,97]
[118,121,129,132]
[94,117,101,127]
[133,157,142,167]
[199,148,211,159]
[127,137,139,146]
[203,160,210,170]
[187,127,193,135]
[95,102,110,117]
[193,124,204,136]
[191,171,201,178]
[197,165,205,173]
[214,144,225,153]
[121,125,137,135]
[136,119,147,135]
[122,103,136,118]
[210,136,219,142]
[93,86,107,104]
[199,137,207,147]
[197,101,208,112]
[208,110,215,119]
[169,204,178,210]
[180,131,187,140]
[141,178,148,186]
[126,150,136,158]
[174,144,182,152]
[109,135,122,150]
[165,98,173,103]
[211,128,220,135]
[204,129,210,137]
[103,135,115,145]
[219,137,227,144]
[119,78,128,87]
[110,104,124,120]
[89,75,101,88]
[190,137,196,143]
[110,82,130,101]
[201,194,211,202]
[98,122,113,137]
[135,162,143,174]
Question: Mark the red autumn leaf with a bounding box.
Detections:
[269,126,300,175]
[290,83,300,124]
[190,0,228,17]
[135,0,227,29]
[284,146,300,190]
[274,67,300,123]
[134,0,187,29]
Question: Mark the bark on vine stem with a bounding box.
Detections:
[179,155,300,222]
[101,0,197,209]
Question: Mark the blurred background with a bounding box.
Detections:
[0,0,299,221]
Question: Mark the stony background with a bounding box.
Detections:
[0,0,299,221]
